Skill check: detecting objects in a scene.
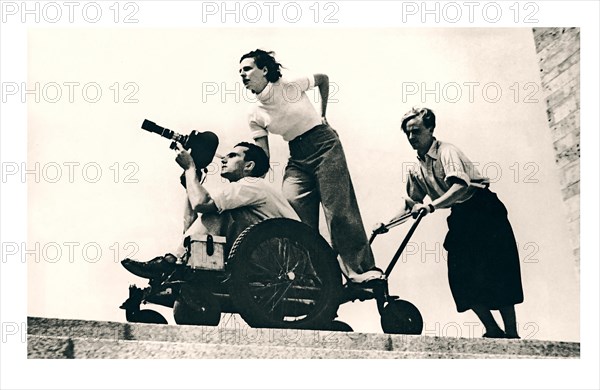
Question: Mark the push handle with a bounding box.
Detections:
[369,212,412,244]
[383,209,427,278]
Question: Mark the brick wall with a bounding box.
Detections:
[532,28,580,275]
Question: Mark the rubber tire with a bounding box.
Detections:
[380,299,423,335]
[126,309,168,325]
[173,284,221,326]
[228,218,342,329]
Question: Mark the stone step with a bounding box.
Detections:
[28,335,561,359]
[27,317,580,359]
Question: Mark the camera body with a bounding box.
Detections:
[141,119,219,170]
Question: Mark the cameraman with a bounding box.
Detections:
[122,141,299,278]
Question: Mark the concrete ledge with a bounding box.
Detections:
[27,335,74,359]
[28,317,580,359]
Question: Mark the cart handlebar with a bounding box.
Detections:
[383,212,412,230]
[369,209,427,245]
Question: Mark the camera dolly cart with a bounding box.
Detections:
[120,211,426,335]
[121,118,424,333]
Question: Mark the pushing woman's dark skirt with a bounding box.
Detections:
[443,188,524,313]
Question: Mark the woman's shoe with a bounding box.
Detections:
[504,333,521,339]
[482,329,507,339]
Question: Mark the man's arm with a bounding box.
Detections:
[182,198,198,233]
[314,73,329,122]
[175,143,218,214]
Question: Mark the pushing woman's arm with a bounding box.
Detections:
[410,178,476,217]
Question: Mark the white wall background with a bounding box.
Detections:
[26,27,579,342]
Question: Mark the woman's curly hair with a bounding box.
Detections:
[240,49,283,82]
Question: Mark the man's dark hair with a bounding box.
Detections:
[240,49,283,83]
[235,142,270,177]
[401,107,436,132]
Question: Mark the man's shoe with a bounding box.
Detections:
[121,256,176,279]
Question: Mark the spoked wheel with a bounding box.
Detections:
[380,299,423,335]
[228,219,342,329]
[173,283,221,326]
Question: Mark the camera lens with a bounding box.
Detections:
[142,119,174,139]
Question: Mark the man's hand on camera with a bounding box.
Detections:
[175,143,196,170]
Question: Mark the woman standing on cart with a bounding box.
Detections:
[239,49,382,284]
[395,107,524,339]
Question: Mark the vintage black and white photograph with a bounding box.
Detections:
[1,1,598,389]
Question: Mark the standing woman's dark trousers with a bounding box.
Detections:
[283,124,376,275]
[443,188,524,313]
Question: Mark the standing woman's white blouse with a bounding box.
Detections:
[248,75,322,141]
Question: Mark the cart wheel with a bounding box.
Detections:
[173,284,221,326]
[229,218,342,329]
[126,309,168,325]
[326,320,353,332]
[380,299,423,335]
